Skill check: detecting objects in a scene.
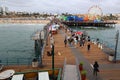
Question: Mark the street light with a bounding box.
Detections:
[51,44,55,79]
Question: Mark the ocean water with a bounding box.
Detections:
[70,24,120,60]
[0,24,45,64]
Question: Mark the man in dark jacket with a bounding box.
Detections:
[93,61,99,76]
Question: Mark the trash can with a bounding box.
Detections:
[108,54,114,61]
[32,58,38,67]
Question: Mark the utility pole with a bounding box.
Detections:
[114,30,119,63]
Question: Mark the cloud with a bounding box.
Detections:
[4,0,35,7]
[100,0,120,14]
[0,0,119,14]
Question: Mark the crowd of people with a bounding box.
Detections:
[64,26,92,51]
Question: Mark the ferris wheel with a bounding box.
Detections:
[88,5,103,20]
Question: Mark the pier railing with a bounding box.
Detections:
[0,58,65,67]
[31,22,51,66]
[15,68,62,80]
[38,22,51,65]
[0,58,33,66]
[91,37,116,56]
[75,58,81,80]
[62,58,67,80]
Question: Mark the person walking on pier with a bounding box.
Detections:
[64,38,67,47]
[79,39,83,47]
[87,40,91,51]
[93,61,99,76]
[50,35,55,48]
[74,38,78,48]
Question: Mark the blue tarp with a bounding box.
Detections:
[77,17,84,21]
[94,19,101,23]
[67,16,75,21]
[67,16,84,22]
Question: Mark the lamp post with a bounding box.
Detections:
[114,30,119,63]
[51,44,54,79]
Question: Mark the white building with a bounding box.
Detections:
[0,7,3,15]
[0,6,8,15]
[3,6,8,15]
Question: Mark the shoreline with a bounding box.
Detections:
[0,19,120,24]
[0,18,120,24]
[0,19,50,24]
[106,20,120,24]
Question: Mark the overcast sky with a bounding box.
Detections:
[0,0,120,14]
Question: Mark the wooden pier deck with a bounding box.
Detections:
[2,23,120,80]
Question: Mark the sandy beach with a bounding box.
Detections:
[0,18,50,24]
[106,20,120,24]
[113,20,120,24]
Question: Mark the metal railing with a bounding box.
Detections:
[75,58,81,80]
[39,23,51,65]
[0,58,34,66]
[15,68,62,80]
[57,68,62,80]
[62,58,67,80]
[91,37,115,53]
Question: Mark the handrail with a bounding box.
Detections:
[39,22,52,65]
[0,58,33,66]
[62,57,67,80]
[91,37,116,54]
[75,58,81,80]
[57,68,62,80]
[15,68,60,74]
